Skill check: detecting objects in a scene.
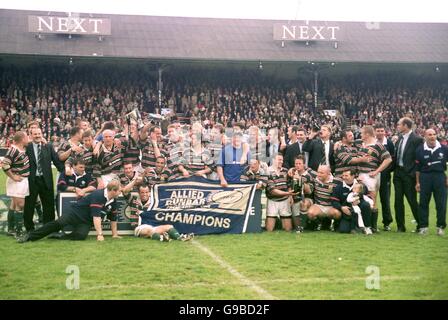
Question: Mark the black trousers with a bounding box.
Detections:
[28,211,91,241]
[393,167,420,231]
[379,172,393,226]
[338,202,371,233]
[24,176,56,231]
[419,172,447,229]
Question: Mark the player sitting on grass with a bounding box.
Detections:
[125,183,194,242]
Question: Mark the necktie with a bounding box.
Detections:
[36,144,43,176]
[397,137,404,166]
[324,141,330,165]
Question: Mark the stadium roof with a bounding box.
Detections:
[1,9,448,64]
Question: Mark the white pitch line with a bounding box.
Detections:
[255,275,421,284]
[191,240,277,300]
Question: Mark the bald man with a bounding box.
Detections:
[304,164,343,231]
[93,129,126,189]
[415,129,448,236]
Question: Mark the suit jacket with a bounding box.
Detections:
[382,138,396,175]
[394,132,424,176]
[303,138,335,172]
[284,141,304,169]
[26,142,64,192]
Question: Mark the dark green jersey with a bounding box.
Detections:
[334,144,358,177]
[311,175,343,206]
[287,168,314,203]
[266,167,289,201]
[3,146,30,177]
[354,140,391,174]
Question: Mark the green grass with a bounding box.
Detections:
[0,171,447,300]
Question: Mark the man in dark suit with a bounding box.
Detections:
[284,126,306,169]
[303,125,335,173]
[24,128,64,232]
[393,117,424,232]
[375,123,395,231]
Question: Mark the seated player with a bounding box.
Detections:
[127,184,194,242]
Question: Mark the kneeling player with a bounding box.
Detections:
[288,156,314,233]
[128,184,193,242]
[265,154,296,232]
[305,165,342,230]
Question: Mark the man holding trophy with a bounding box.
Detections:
[288,156,315,233]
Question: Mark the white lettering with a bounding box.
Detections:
[311,26,325,40]
[65,265,80,290]
[72,18,87,33]
[37,17,53,31]
[282,25,296,40]
[327,26,340,40]
[90,19,103,34]
[57,18,69,32]
[365,265,380,290]
[299,26,309,39]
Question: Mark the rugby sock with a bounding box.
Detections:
[14,211,24,235]
[299,212,308,229]
[151,232,161,241]
[7,209,15,232]
[371,209,378,230]
[168,228,181,240]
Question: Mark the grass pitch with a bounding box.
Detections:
[0,171,447,300]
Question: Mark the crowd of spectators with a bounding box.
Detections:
[0,64,447,148]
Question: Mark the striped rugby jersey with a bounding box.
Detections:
[2,146,30,177]
[66,146,94,174]
[240,168,268,189]
[57,140,83,164]
[144,167,172,185]
[180,147,213,175]
[266,167,290,201]
[311,175,342,206]
[93,143,125,178]
[354,140,391,174]
[116,134,141,166]
[287,168,314,203]
[334,144,359,177]
[124,193,151,226]
[165,140,188,179]
[118,171,140,193]
[139,139,167,169]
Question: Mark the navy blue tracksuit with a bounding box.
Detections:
[56,171,96,215]
[415,142,448,229]
[27,189,118,241]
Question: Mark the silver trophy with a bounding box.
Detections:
[125,108,144,129]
